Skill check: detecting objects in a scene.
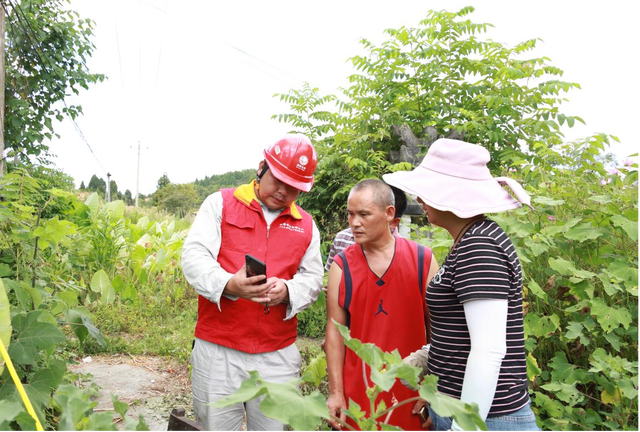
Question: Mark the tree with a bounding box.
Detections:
[123,189,133,206]
[86,174,105,194]
[154,183,199,217]
[157,172,171,190]
[79,180,85,190]
[3,0,104,163]
[273,6,586,240]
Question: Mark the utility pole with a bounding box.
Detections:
[106,172,111,202]
[135,141,140,207]
[0,2,5,177]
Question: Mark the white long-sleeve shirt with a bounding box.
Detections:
[181,191,324,320]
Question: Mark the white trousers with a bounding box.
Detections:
[191,338,302,431]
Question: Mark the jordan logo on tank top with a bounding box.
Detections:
[375,299,388,316]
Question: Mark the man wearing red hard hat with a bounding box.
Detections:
[182,134,323,430]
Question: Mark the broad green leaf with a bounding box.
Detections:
[601,387,622,404]
[549,352,585,384]
[112,275,125,294]
[87,412,119,430]
[533,196,565,206]
[335,321,384,370]
[589,194,612,204]
[590,298,632,333]
[418,375,486,431]
[534,392,564,417]
[259,382,330,431]
[523,238,549,257]
[548,257,574,275]
[53,384,96,430]
[603,332,621,352]
[112,394,129,419]
[136,216,150,229]
[301,353,327,386]
[526,279,547,300]
[610,214,638,241]
[524,314,560,338]
[564,322,589,345]
[104,200,125,218]
[618,378,638,400]
[85,192,99,215]
[9,311,65,364]
[90,269,110,293]
[565,224,604,242]
[608,260,638,287]
[526,353,542,381]
[213,371,267,407]
[0,400,24,428]
[548,258,595,280]
[58,290,79,308]
[541,382,584,406]
[101,282,116,305]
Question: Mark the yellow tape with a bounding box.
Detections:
[0,338,44,431]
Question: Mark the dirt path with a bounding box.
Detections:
[69,354,192,431]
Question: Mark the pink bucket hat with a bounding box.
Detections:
[383,139,532,218]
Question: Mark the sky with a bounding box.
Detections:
[48,0,639,195]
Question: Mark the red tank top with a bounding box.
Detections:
[336,237,431,430]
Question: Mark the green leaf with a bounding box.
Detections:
[526,279,547,300]
[85,192,99,215]
[534,392,564,417]
[112,394,129,419]
[541,382,584,406]
[90,269,110,293]
[610,215,638,241]
[0,400,24,428]
[213,371,267,407]
[564,321,589,345]
[549,352,584,384]
[607,260,638,288]
[533,196,565,206]
[618,378,638,400]
[565,224,604,242]
[53,384,96,430]
[9,311,66,364]
[259,382,330,431]
[527,353,542,381]
[418,375,486,431]
[548,258,595,280]
[87,412,118,430]
[301,353,327,386]
[590,298,632,333]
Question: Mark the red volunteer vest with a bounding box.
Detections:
[194,183,313,353]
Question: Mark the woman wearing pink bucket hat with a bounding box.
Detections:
[383,139,539,431]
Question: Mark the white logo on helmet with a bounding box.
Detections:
[296,155,309,172]
[274,145,281,155]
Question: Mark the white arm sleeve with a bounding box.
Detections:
[451,299,508,431]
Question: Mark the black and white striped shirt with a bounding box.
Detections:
[426,219,530,416]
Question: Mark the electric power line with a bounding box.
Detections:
[139,0,305,86]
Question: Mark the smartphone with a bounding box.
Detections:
[418,406,429,423]
[245,254,267,279]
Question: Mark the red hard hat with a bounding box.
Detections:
[263,134,317,192]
